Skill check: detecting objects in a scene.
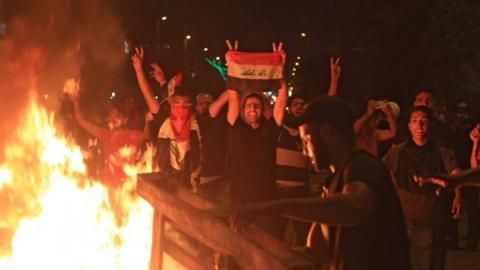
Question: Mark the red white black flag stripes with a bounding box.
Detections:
[225,51,285,93]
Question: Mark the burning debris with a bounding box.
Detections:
[0,96,154,270]
[0,1,157,269]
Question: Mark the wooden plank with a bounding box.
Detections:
[164,239,208,270]
[137,173,319,270]
[196,207,318,269]
[168,218,317,270]
[204,206,314,264]
[242,226,320,269]
[150,210,165,270]
[175,184,218,210]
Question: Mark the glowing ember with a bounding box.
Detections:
[0,95,154,270]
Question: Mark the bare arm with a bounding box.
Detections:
[471,141,479,168]
[132,47,161,114]
[73,101,107,140]
[233,181,375,227]
[227,89,240,126]
[263,100,273,120]
[327,57,341,96]
[269,42,287,126]
[143,111,155,141]
[224,40,241,126]
[353,100,374,135]
[273,80,287,126]
[470,125,479,168]
[149,63,167,88]
[374,105,397,141]
[415,167,480,189]
[209,90,229,118]
[450,168,462,219]
[450,168,480,187]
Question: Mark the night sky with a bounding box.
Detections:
[1,0,480,115]
[113,0,379,107]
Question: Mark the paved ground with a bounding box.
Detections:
[446,250,480,270]
[446,206,480,270]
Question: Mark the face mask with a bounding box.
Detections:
[170,104,192,122]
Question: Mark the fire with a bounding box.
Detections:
[0,95,154,270]
[0,168,12,188]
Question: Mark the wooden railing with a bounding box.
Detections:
[137,173,320,270]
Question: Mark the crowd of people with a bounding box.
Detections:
[66,40,480,270]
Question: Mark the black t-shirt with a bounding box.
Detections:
[332,151,411,270]
[228,117,281,204]
[196,111,229,177]
[383,140,458,222]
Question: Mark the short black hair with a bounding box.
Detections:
[173,84,193,100]
[242,92,265,109]
[408,106,434,122]
[413,86,435,98]
[288,92,309,107]
[292,96,356,140]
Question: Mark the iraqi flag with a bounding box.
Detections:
[226,51,284,93]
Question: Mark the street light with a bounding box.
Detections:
[161,16,167,21]
[300,32,307,37]
[185,35,191,40]
[294,62,300,66]
[215,56,220,60]
[297,56,301,60]
[292,67,297,71]
[203,47,209,52]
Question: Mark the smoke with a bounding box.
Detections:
[0,0,126,157]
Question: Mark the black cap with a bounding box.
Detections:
[291,96,355,136]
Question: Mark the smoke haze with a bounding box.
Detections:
[0,0,126,156]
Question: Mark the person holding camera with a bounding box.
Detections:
[353,99,398,157]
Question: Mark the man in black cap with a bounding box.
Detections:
[232,96,411,270]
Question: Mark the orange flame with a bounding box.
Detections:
[0,94,154,269]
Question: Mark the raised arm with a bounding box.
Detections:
[327,57,341,96]
[227,89,240,126]
[273,80,287,126]
[272,42,287,126]
[374,104,397,141]
[73,100,107,140]
[353,100,375,135]
[225,40,241,126]
[131,47,160,114]
[209,90,229,118]
[149,63,167,88]
[143,111,155,141]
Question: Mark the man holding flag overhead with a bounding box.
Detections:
[225,40,288,208]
